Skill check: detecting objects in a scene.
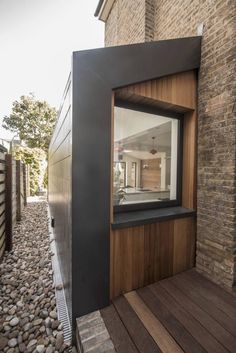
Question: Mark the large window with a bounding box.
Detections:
[113,103,182,211]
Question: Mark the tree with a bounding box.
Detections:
[13,146,47,195]
[3,93,57,152]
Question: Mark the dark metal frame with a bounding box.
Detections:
[113,101,184,213]
[69,37,201,331]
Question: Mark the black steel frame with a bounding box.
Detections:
[113,101,184,213]
[68,37,201,331]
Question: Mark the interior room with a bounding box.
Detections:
[113,105,180,207]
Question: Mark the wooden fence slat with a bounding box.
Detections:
[0,183,5,193]
[0,151,6,160]
[0,203,5,216]
[0,193,4,204]
[5,154,13,251]
[16,160,21,222]
[0,146,6,260]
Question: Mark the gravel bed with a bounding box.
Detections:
[0,201,71,353]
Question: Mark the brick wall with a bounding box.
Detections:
[105,0,154,46]
[104,0,236,288]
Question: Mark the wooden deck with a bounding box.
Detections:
[101,269,236,353]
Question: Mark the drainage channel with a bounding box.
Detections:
[47,206,72,347]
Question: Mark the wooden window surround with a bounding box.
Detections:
[110,70,197,299]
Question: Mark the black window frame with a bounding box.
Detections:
[113,99,183,213]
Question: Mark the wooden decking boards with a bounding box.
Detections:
[100,269,236,353]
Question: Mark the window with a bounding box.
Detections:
[113,103,182,212]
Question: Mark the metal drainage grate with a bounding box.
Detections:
[47,206,72,346]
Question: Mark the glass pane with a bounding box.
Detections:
[113,106,179,206]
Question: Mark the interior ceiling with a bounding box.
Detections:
[116,122,172,155]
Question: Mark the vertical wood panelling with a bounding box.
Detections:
[0,146,6,260]
[111,70,197,299]
[115,70,197,209]
[110,217,196,299]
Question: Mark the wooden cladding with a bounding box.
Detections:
[116,71,197,113]
[110,217,195,299]
[141,159,161,189]
[0,147,6,260]
[110,70,198,298]
[115,70,197,209]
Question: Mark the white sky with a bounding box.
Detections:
[0,0,104,139]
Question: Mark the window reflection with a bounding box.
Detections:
[113,106,179,206]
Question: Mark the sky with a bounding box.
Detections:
[0,0,104,139]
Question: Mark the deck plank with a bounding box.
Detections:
[160,278,236,352]
[186,269,236,310]
[125,291,184,353]
[150,283,229,353]
[113,296,162,353]
[101,304,138,353]
[137,286,207,353]
[169,271,236,337]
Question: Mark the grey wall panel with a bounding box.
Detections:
[48,75,72,322]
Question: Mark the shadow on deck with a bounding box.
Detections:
[101,269,236,353]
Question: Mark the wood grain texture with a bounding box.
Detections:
[110,217,195,299]
[125,291,184,353]
[138,286,207,353]
[160,279,236,352]
[141,159,161,189]
[113,296,162,353]
[150,283,229,353]
[115,69,197,210]
[0,152,6,260]
[110,70,197,298]
[116,70,197,112]
[101,305,138,353]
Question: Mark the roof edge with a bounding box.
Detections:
[94,0,116,22]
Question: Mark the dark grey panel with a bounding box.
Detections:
[71,37,201,328]
[48,75,72,322]
[112,207,196,229]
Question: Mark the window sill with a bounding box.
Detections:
[112,206,196,230]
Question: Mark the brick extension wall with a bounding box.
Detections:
[104,0,236,288]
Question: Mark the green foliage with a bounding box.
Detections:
[13,146,46,195]
[43,167,48,189]
[3,93,57,152]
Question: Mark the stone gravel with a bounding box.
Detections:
[0,201,71,353]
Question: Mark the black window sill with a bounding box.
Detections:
[112,206,196,230]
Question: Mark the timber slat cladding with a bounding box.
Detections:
[125,291,184,353]
[110,217,195,299]
[184,270,236,320]
[168,271,236,337]
[111,70,198,299]
[149,284,229,353]
[101,305,138,353]
[0,150,6,259]
[116,71,197,111]
[102,270,236,353]
[137,286,206,353]
[113,296,161,353]
[159,278,236,352]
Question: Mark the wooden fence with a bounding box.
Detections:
[0,145,28,261]
[0,145,7,259]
